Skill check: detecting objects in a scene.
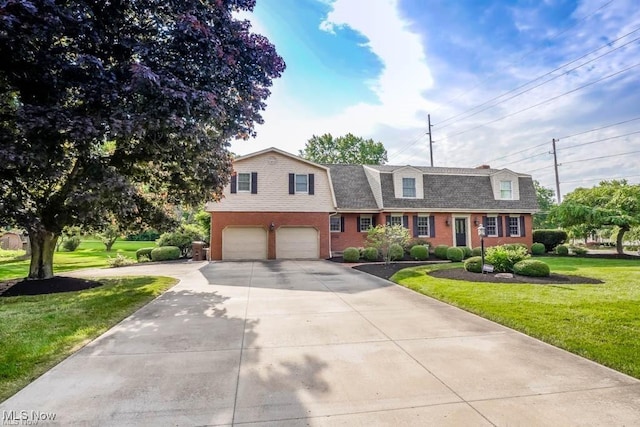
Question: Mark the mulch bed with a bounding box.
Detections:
[353,262,442,280]
[0,276,103,297]
[428,268,603,285]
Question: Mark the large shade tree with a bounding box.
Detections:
[299,133,388,164]
[533,180,557,229]
[551,180,640,254]
[0,0,285,279]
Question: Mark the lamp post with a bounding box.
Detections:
[477,224,486,273]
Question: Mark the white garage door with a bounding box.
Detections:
[222,227,267,260]
[276,227,319,259]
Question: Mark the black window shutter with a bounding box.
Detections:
[372,216,377,227]
[340,216,345,232]
[482,215,488,227]
[429,215,436,237]
[520,215,526,236]
[385,215,391,225]
[230,174,237,194]
[497,215,503,237]
[288,173,295,194]
[251,172,258,194]
[309,174,314,195]
[403,215,409,228]
[412,215,419,237]
[356,216,361,232]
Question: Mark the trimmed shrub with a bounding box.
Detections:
[107,254,136,268]
[446,247,464,262]
[410,245,428,260]
[555,244,569,256]
[485,245,530,273]
[157,224,204,258]
[533,229,568,252]
[434,244,449,260]
[464,256,483,273]
[389,243,404,261]
[531,242,546,255]
[137,255,151,263]
[363,247,379,261]
[503,243,528,251]
[150,246,181,261]
[460,246,472,258]
[343,247,360,263]
[404,238,430,253]
[62,236,81,252]
[471,247,482,257]
[570,245,588,255]
[513,259,550,277]
[136,247,155,260]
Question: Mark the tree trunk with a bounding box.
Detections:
[104,237,117,252]
[28,228,59,280]
[616,226,629,255]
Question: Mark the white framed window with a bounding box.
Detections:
[389,215,403,226]
[500,181,513,199]
[330,217,341,232]
[417,216,430,237]
[359,216,372,232]
[485,217,498,237]
[402,178,416,197]
[237,173,251,192]
[295,174,308,193]
[509,216,521,236]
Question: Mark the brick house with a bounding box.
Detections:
[206,147,538,260]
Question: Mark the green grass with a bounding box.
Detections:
[391,256,640,379]
[0,276,177,401]
[0,240,156,281]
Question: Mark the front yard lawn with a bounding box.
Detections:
[0,276,177,401]
[392,257,640,379]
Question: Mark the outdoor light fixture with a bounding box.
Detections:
[269,222,275,231]
[445,218,450,226]
[477,224,486,273]
[474,217,479,226]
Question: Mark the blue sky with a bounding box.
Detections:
[232,0,640,199]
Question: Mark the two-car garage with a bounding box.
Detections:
[222,226,319,260]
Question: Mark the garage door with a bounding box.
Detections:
[276,227,319,259]
[222,227,267,260]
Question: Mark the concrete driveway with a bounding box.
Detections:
[1,260,639,426]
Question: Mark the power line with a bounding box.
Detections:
[561,149,640,165]
[495,151,550,169]
[557,116,640,140]
[562,174,640,184]
[557,130,640,151]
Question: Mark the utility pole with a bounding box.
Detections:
[427,114,434,167]
[551,138,561,203]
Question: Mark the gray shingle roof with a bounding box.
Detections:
[325,164,538,211]
[324,164,379,210]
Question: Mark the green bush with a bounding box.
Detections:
[513,259,550,277]
[531,242,546,255]
[137,255,151,263]
[126,229,160,241]
[157,224,204,257]
[485,244,530,273]
[460,246,472,258]
[464,256,483,273]
[472,247,482,256]
[62,235,81,252]
[570,245,588,255]
[107,254,136,268]
[135,247,155,260]
[389,243,404,261]
[533,229,568,252]
[409,245,428,260]
[446,247,464,262]
[434,244,449,260]
[343,247,360,263]
[555,244,569,256]
[404,238,429,253]
[362,247,379,261]
[503,243,528,251]
[150,246,181,261]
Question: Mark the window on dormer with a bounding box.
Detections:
[402,178,416,197]
[500,181,512,199]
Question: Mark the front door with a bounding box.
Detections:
[455,218,467,247]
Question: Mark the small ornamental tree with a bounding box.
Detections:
[0,0,285,279]
[366,224,410,264]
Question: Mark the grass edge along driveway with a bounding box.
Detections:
[391,257,640,380]
[0,276,177,402]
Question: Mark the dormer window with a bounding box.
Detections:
[403,178,416,197]
[500,181,513,199]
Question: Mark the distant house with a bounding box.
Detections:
[206,147,538,260]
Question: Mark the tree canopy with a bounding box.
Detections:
[0,0,285,278]
[533,180,557,229]
[551,180,640,254]
[299,133,388,164]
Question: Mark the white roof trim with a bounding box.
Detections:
[234,147,329,171]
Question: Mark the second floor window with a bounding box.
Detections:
[295,174,308,193]
[500,181,512,199]
[403,178,416,197]
[237,173,251,192]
